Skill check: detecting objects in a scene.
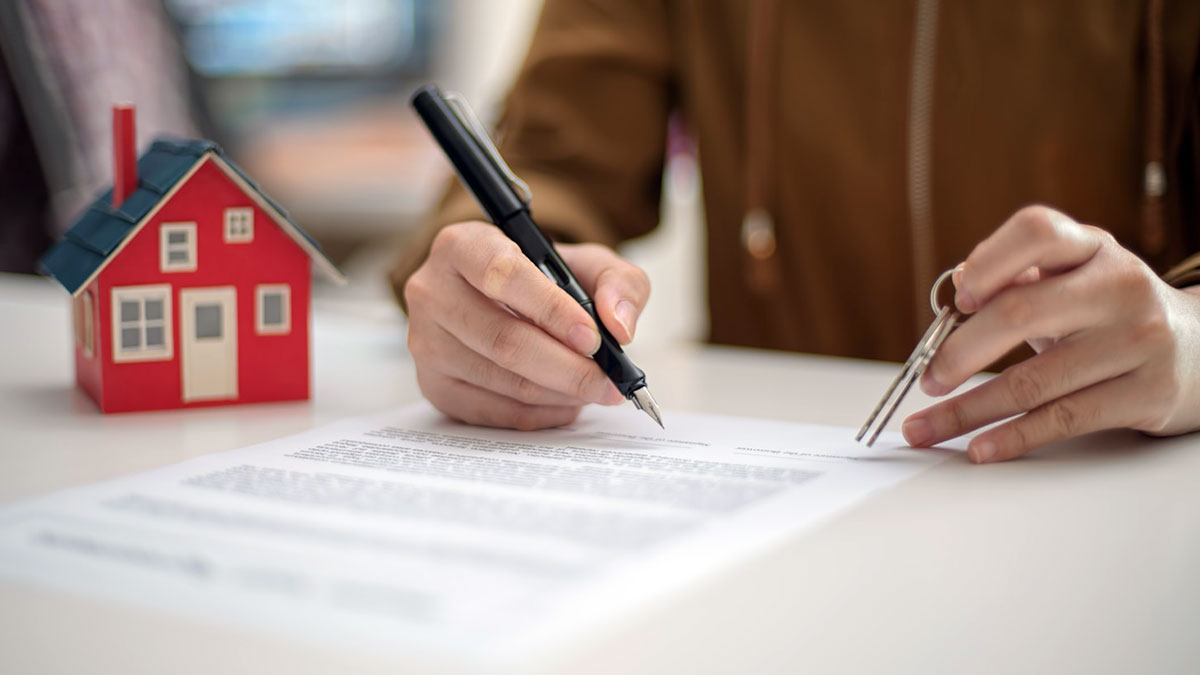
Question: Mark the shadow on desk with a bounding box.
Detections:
[2,384,96,418]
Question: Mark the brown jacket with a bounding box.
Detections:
[393,0,1200,363]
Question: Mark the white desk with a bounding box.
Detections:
[2,271,1198,674]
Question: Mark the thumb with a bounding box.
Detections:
[558,243,650,345]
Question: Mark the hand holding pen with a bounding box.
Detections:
[406,86,662,430]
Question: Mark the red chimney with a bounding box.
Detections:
[112,104,137,207]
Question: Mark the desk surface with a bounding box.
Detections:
[2,271,1198,674]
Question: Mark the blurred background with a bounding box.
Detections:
[0,0,704,345]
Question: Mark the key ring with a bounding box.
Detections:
[930,267,957,315]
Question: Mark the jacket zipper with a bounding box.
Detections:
[907,0,940,328]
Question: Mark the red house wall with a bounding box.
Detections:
[93,157,311,413]
[73,281,104,408]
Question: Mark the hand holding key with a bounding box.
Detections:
[889,205,1200,463]
[860,206,1200,460]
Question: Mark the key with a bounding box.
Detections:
[856,268,963,446]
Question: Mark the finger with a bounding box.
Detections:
[432,273,623,405]
[954,264,1039,297]
[923,268,1102,395]
[419,322,592,407]
[560,243,651,344]
[964,373,1143,463]
[434,222,601,355]
[956,206,1108,313]
[903,327,1144,448]
[418,369,582,431]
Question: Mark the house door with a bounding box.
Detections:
[180,287,237,401]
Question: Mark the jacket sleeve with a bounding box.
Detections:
[1165,30,1200,288]
[390,0,675,310]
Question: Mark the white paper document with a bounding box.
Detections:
[0,404,948,666]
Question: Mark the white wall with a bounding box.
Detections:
[433,0,543,121]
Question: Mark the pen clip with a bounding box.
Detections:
[445,91,533,206]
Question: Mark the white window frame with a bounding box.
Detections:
[255,284,291,335]
[160,222,197,272]
[111,284,173,362]
[223,207,254,243]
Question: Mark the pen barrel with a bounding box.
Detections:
[411,86,525,222]
[583,300,648,398]
[501,213,647,399]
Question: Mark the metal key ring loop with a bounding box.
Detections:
[929,267,958,315]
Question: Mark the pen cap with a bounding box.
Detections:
[411,85,526,223]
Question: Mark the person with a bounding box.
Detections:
[391,0,1200,463]
[0,0,201,273]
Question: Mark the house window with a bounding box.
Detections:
[224,207,254,243]
[160,223,197,272]
[256,284,291,335]
[74,291,94,358]
[112,285,173,362]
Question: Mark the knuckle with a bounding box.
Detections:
[1005,365,1049,411]
[943,398,971,434]
[1089,225,1118,248]
[1048,398,1083,436]
[534,286,574,329]
[479,244,523,297]
[571,363,601,400]
[402,272,433,311]
[1007,419,1036,454]
[1015,205,1059,242]
[1131,307,1171,349]
[1112,261,1155,299]
[488,322,527,370]
[512,374,543,403]
[430,223,467,256]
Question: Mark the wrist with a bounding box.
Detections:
[1152,284,1200,435]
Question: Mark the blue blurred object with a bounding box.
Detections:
[166,0,434,76]
[163,0,440,139]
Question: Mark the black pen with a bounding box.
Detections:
[411,84,664,428]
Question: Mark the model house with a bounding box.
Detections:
[40,105,343,413]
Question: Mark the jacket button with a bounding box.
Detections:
[741,208,776,259]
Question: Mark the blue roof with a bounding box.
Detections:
[40,137,337,294]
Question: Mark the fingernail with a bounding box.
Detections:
[902,417,933,447]
[951,266,964,288]
[969,439,995,464]
[615,300,638,340]
[568,322,600,355]
[920,371,947,396]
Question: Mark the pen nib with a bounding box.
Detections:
[630,386,664,429]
